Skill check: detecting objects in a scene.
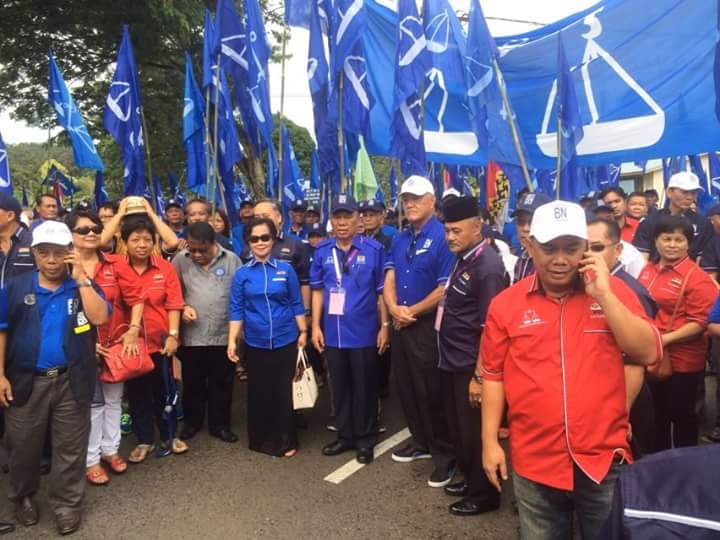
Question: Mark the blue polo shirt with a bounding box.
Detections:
[229,258,305,349]
[310,235,385,349]
[386,216,454,306]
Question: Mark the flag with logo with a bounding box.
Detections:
[0,131,11,194]
[183,52,207,191]
[556,34,584,201]
[168,171,186,208]
[103,26,146,196]
[281,124,306,222]
[244,0,274,148]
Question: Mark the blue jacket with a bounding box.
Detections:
[0,272,99,407]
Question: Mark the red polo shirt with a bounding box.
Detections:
[620,216,639,243]
[114,255,184,353]
[638,257,717,373]
[480,275,662,491]
[92,253,145,345]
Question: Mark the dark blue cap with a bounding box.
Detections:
[0,192,22,220]
[291,199,307,211]
[306,222,327,237]
[305,204,320,215]
[359,199,385,212]
[239,198,255,208]
[331,193,358,214]
[511,192,552,217]
[165,198,183,209]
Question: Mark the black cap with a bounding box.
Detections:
[239,199,254,208]
[331,193,358,214]
[75,201,91,211]
[511,192,552,218]
[306,222,327,237]
[0,192,22,220]
[443,196,479,223]
[165,198,183,210]
[359,199,385,212]
[306,204,320,215]
[291,199,307,211]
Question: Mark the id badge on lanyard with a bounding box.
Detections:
[330,248,347,316]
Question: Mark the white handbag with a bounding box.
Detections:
[292,348,318,410]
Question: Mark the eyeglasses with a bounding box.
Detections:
[73,225,102,236]
[249,234,272,244]
[588,242,617,253]
[188,246,211,255]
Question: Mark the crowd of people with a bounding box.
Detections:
[0,170,716,537]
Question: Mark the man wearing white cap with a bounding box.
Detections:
[479,201,662,540]
[384,176,456,488]
[0,221,109,535]
[633,171,713,261]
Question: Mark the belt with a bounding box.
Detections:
[34,366,68,378]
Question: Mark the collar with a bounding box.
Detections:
[610,261,623,276]
[334,235,363,252]
[34,270,75,294]
[527,272,585,296]
[248,256,278,268]
[459,240,486,261]
[659,255,692,273]
[409,215,437,239]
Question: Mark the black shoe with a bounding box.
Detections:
[449,494,501,517]
[322,440,353,456]
[14,496,38,527]
[209,428,238,443]
[55,511,82,535]
[356,447,374,464]
[0,522,14,535]
[180,425,201,441]
[40,459,51,475]
[444,481,468,497]
[428,464,456,488]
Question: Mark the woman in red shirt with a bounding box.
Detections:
[638,215,718,450]
[67,210,145,486]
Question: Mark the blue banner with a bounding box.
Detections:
[183,53,207,191]
[94,171,109,209]
[0,131,11,194]
[48,52,104,171]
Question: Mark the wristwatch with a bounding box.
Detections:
[76,277,92,288]
[169,329,179,338]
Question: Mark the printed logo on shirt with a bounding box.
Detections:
[215,267,226,277]
[272,277,287,282]
[77,311,88,326]
[519,309,544,328]
[669,277,682,288]
[589,303,606,319]
[17,248,30,254]
[325,256,334,265]
[67,298,78,315]
[357,255,366,264]
[23,294,35,306]
[276,270,287,276]
[415,249,429,256]
[423,239,433,249]
[103,270,113,277]
[153,273,164,281]
[640,271,651,281]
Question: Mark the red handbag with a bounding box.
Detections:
[99,324,154,384]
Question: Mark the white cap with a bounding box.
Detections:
[530,201,588,244]
[668,171,703,191]
[31,220,72,248]
[400,175,435,197]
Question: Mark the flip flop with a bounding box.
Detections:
[86,466,110,486]
[102,454,128,474]
[171,438,189,454]
[128,444,155,464]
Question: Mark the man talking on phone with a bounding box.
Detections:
[0,221,109,535]
[479,201,662,540]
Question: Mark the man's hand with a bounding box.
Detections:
[312,325,325,353]
[390,305,417,325]
[176,238,188,252]
[0,376,13,407]
[377,326,390,354]
[579,251,612,301]
[161,335,178,356]
[482,440,508,493]
[117,198,130,217]
[227,341,239,363]
[468,378,482,408]
[182,306,198,324]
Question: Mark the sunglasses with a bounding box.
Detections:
[588,242,616,253]
[249,234,273,244]
[73,225,102,236]
[188,246,211,255]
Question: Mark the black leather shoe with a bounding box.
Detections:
[209,428,238,443]
[449,494,501,517]
[444,481,468,497]
[14,496,39,526]
[322,440,353,456]
[356,447,374,464]
[55,511,81,535]
[0,522,14,535]
[180,425,201,441]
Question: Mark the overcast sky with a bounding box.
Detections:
[0,0,598,145]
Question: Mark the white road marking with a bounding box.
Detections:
[323,428,411,485]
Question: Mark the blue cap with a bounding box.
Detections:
[331,193,358,214]
[511,192,552,217]
[306,204,320,215]
[0,192,22,220]
[306,222,327,237]
[291,199,307,211]
[239,198,254,208]
[165,198,183,209]
[359,199,385,212]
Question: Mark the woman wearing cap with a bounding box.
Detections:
[66,210,145,485]
[638,215,717,450]
[227,217,307,457]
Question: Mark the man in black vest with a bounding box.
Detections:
[0,221,109,535]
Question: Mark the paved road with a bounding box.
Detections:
[0,375,716,539]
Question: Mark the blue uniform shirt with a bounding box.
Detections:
[382,224,398,239]
[386,216,454,306]
[310,235,385,349]
[229,258,305,349]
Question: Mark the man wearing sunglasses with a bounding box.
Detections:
[480,201,661,540]
[172,222,242,444]
[383,176,456,489]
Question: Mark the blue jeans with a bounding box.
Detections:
[513,461,623,540]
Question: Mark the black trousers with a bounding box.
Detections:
[629,381,656,457]
[391,316,453,468]
[127,353,173,444]
[650,371,703,450]
[325,346,378,449]
[378,346,392,393]
[440,370,497,498]
[178,346,234,431]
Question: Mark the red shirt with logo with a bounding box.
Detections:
[92,253,145,344]
[620,216,640,243]
[638,257,717,373]
[114,255,184,353]
[480,275,662,490]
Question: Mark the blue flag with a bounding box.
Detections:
[309,150,321,191]
[152,175,166,215]
[244,0,274,148]
[388,164,398,207]
[266,145,278,199]
[332,0,366,76]
[202,10,219,94]
[281,125,305,221]
[390,0,429,176]
[0,131,11,194]
[216,70,243,181]
[183,53,207,191]
[709,152,720,198]
[168,172,186,207]
[285,0,311,28]
[556,34,584,199]
[48,52,104,171]
[103,26,146,196]
[689,155,717,214]
[44,166,78,196]
[93,171,109,209]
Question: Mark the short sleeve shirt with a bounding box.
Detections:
[633,209,713,260]
[93,254,145,344]
[0,225,34,288]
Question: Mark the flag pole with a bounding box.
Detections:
[140,108,157,210]
[339,73,346,193]
[493,59,534,193]
[556,115,562,200]
[278,28,288,207]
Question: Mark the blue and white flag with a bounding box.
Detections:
[390,0,429,176]
[48,52,104,171]
[0,131,11,194]
[281,124,306,222]
[44,166,78,196]
[103,26,146,196]
[332,0,365,76]
[244,0,274,148]
[152,175,166,215]
[309,150,321,191]
[556,34,584,200]
[183,53,207,191]
[93,171,109,209]
[388,164,398,207]
[217,70,243,180]
[168,172,186,207]
[202,9,219,94]
[709,153,720,197]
